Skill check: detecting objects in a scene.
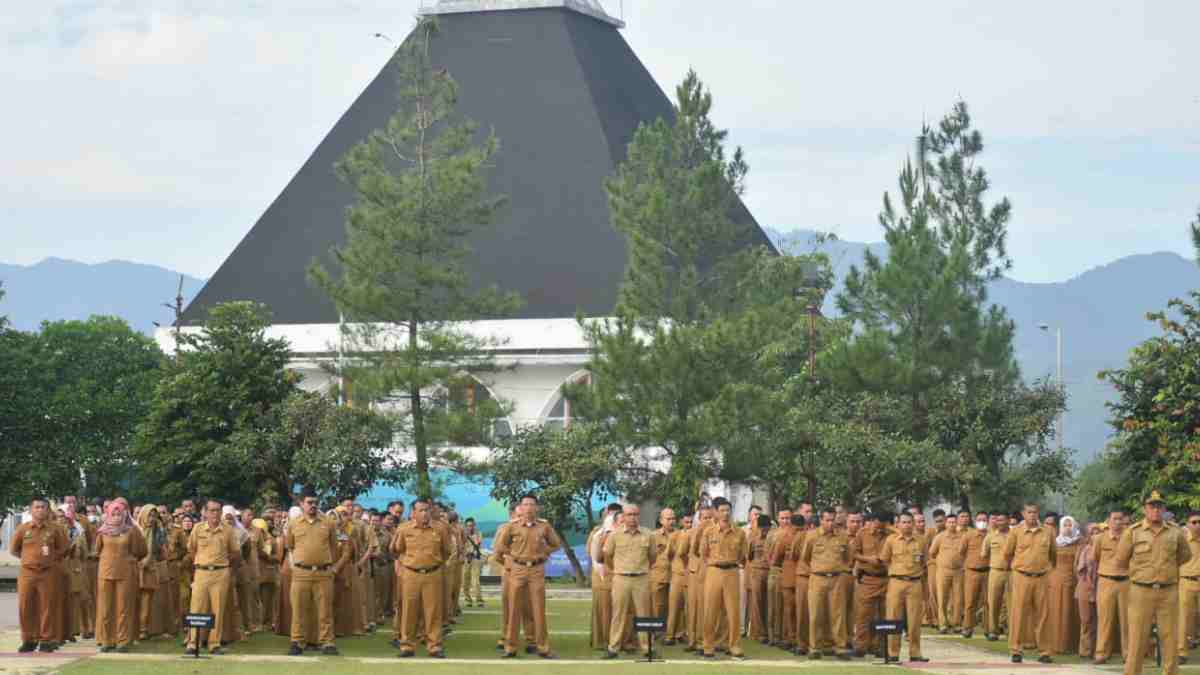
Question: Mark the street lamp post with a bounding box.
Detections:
[795,262,824,379]
[1038,323,1064,451]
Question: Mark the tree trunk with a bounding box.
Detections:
[409,319,432,501]
[958,492,971,514]
[556,527,586,587]
[807,472,818,507]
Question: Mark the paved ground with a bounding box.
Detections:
[0,592,17,632]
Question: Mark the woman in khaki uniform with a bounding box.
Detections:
[331,510,357,637]
[178,515,195,642]
[136,505,166,639]
[1048,516,1082,655]
[59,509,89,641]
[95,498,147,652]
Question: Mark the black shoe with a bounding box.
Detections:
[67,637,77,643]
[114,644,130,654]
[525,644,538,654]
[503,651,517,658]
[321,645,339,656]
[961,630,973,638]
[305,644,320,652]
[703,652,716,660]
[760,638,770,645]
[539,652,557,660]
[663,639,675,646]
[910,656,930,663]
[683,645,695,653]
[809,651,823,660]
[731,653,747,660]
[1011,654,1022,663]
[430,651,446,659]
[398,650,414,658]
[495,643,505,652]
[604,650,619,659]
[1038,655,1053,664]
[985,633,997,641]
[390,639,402,649]
[18,642,36,653]
[939,626,949,634]
[1178,656,1188,665]
[852,649,866,658]
[288,643,303,656]
[794,647,809,656]
[83,633,95,640]
[836,651,852,661]
[99,645,115,653]
[209,647,226,655]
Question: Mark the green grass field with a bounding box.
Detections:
[55,598,902,674]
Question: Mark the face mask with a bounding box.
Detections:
[975,521,987,531]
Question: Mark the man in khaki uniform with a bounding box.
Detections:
[787,506,815,655]
[186,500,240,655]
[497,503,537,652]
[699,497,747,659]
[11,498,69,653]
[665,514,691,644]
[880,512,929,663]
[851,512,890,656]
[285,493,339,656]
[766,508,793,647]
[1093,508,1131,664]
[650,509,674,621]
[840,512,861,649]
[236,508,261,634]
[747,515,772,643]
[930,512,965,633]
[392,498,451,658]
[924,510,947,626]
[959,510,990,638]
[684,506,713,652]
[257,514,279,633]
[495,494,561,659]
[601,504,657,658]
[981,512,1011,641]
[1116,491,1192,675]
[1179,511,1200,663]
[1003,502,1056,663]
[804,507,851,660]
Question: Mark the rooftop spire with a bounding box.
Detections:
[421,0,625,28]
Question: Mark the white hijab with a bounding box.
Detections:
[1056,515,1081,547]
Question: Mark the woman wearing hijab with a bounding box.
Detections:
[178,514,194,643]
[330,509,358,638]
[60,506,90,643]
[1075,522,1100,659]
[95,498,147,652]
[135,505,166,640]
[1047,515,1082,654]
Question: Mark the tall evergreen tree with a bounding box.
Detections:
[309,18,520,500]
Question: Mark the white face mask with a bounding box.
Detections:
[975,520,988,531]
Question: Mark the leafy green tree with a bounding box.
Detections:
[0,280,7,328]
[0,327,50,523]
[1189,206,1200,263]
[132,301,294,505]
[484,422,624,584]
[573,70,763,510]
[309,17,520,500]
[1100,292,1200,514]
[1067,457,1125,524]
[234,390,397,506]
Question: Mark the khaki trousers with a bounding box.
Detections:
[652,578,670,619]
[503,568,536,648]
[399,567,443,653]
[766,569,781,643]
[924,565,938,625]
[1178,576,1199,658]
[259,581,278,631]
[809,573,847,653]
[667,573,687,640]
[1126,584,1180,675]
[937,567,964,629]
[289,574,334,647]
[792,575,809,650]
[747,567,768,640]
[1009,571,1051,656]
[686,568,705,649]
[1079,592,1096,658]
[839,573,855,647]
[854,575,887,651]
[97,578,134,647]
[886,577,924,659]
[590,577,612,649]
[18,568,56,643]
[1096,576,1130,660]
[963,568,988,632]
[702,567,742,656]
[186,568,230,651]
[505,564,549,654]
[462,560,482,604]
[986,570,1009,636]
[610,574,651,653]
[237,576,259,632]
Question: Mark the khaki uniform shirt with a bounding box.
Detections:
[667,529,690,577]
[852,528,889,576]
[495,519,561,564]
[1181,530,1200,578]
[285,515,338,579]
[788,529,812,577]
[686,527,706,574]
[700,522,747,567]
[1003,522,1056,575]
[1115,519,1192,585]
[770,527,798,580]
[981,529,1011,570]
[9,520,68,572]
[98,528,148,581]
[392,521,451,570]
[880,532,924,578]
[603,527,656,574]
[802,528,849,574]
[1093,529,1129,577]
[959,528,988,570]
[188,521,238,569]
[748,532,771,570]
[650,528,672,582]
[930,529,964,571]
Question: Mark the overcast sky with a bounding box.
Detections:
[3,1,1198,282]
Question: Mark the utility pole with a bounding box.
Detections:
[161,275,185,357]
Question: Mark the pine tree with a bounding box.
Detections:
[309,18,520,500]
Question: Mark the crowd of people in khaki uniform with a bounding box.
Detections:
[586,492,1199,675]
[12,487,1199,674]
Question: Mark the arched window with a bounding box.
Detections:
[543,372,591,431]
[435,375,513,441]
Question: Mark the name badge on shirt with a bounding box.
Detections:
[42,545,50,557]
[337,533,350,542]
[914,553,924,564]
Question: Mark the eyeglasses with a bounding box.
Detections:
[1189,520,1200,525]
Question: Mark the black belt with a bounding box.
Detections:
[1016,570,1046,578]
[969,567,989,573]
[711,563,738,570]
[813,572,841,577]
[1182,575,1199,581]
[890,575,922,581]
[991,567,1010,572]
[404,565,442,574]
[1132,581,1175,590]
[616,572,646,577]
[512,559,545,568]
[195,565,228,571]
[1099,574,1129,581]
[294,563,331,572]
[860,571,886,578]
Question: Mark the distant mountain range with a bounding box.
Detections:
[5,240,1200,463]
[766,228,1200,462]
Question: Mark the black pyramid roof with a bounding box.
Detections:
[182,4,773,326]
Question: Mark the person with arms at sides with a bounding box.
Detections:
[185,500,237,656]
[285,493,339,656]
[880,512,929,664]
